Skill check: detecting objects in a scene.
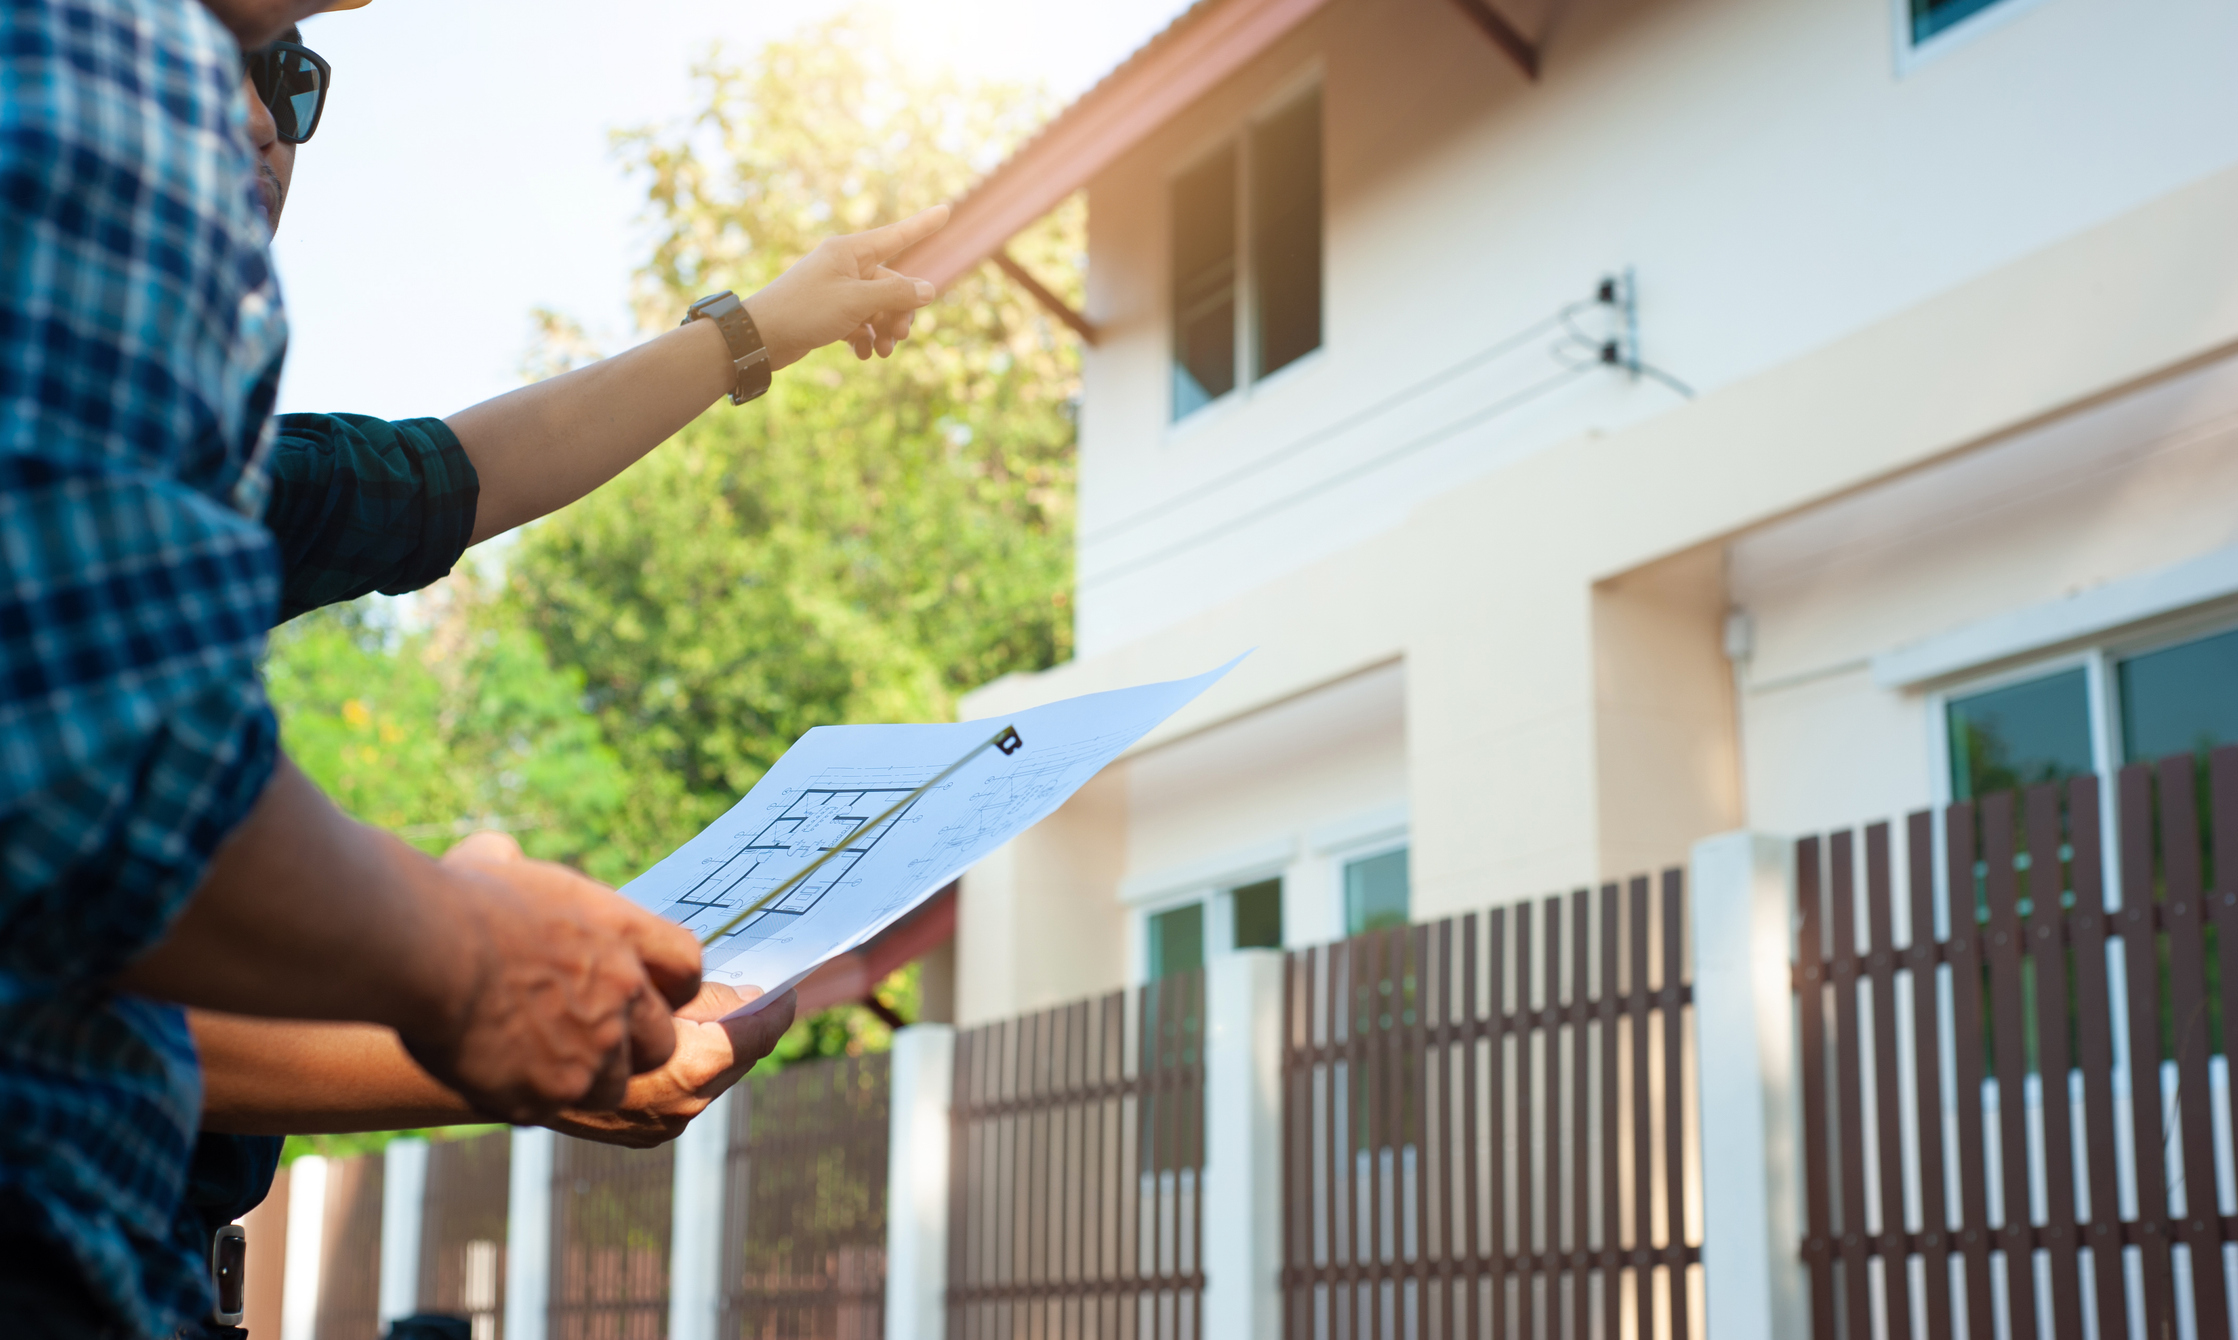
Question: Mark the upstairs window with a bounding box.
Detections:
[1171,87,1323,421]
[1251,92,1323,381]
[1171,147,1238,418]
[1909,0,2010,44]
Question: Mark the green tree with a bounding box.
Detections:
[508,13,1083,887]
[265,573,635,880]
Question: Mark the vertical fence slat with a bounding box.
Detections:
[1517,901,1540,1340]
[1540,897,1562,1338]
[1865,823,1916,1340]
[1661,870,1693,1340]
[1630,876,1660,1340]
[2157,753,2231,1335]
[2215,747,2238,1262]
[1831,832,1875,1340]
[1944,803,1999,1340]
[2121,763,2182,1338]
[1488,907,1510,1340]
[1906,811,1957,1340]
[1981,793,2043,1340]
[1599,884,1622,1340]
[1567,891,1588,1340]
[2024,783,2086,1340]
[1462,913,1484,1340]
[1798,839,1836,1340]
[2065,775,2131,1340]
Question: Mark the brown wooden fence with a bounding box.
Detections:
[1281,877,1701,1340]
[1795,747,2238,1340]
[316,1153,386,1340]
[419,1128,511,1335]
[947,970,1206,1340]
[549,1137,674,1339]
[721,1053,890,1339]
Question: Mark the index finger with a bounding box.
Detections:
[856,204,951,264]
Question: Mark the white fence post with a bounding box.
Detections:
[1203,949,1285,1340]
[280,1155,328,1340]
[885,1023,956,1340]
[378,1137,429,1326]
[1690,830,1804,1340]
[669,1088,734,1340]
[504,1126,556,1340]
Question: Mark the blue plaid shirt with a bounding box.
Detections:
[1,1,288,1334]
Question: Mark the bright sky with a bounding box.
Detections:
[274,0,1192,420]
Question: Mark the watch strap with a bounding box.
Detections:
[682,290,772,406]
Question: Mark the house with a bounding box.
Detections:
[894,0,2238,1027]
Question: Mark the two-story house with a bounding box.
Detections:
[896,0,2238,1025]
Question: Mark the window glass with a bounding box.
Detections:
[1171,146,1238,419]
[1251,90,1322,380]
[1343,847,1410,936]
[1148,902,1204,980]
[2119,628,2238,765]
[1232,878,1284,950]
[1946,668,2093,801]
[1910,0,2012,44]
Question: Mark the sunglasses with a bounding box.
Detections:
[245,41,331,145]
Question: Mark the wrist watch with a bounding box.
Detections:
[682,290,772,405]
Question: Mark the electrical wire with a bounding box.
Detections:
[1081,298,1599,547]
[1079,360,1599,591]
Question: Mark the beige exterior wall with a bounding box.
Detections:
[949,0,2238,1025]
[957,158,2238,1024]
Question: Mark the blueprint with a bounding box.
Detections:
[620,656,1243,1017]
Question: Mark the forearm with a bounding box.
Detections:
[117,755,470,1038]
[448,318,735,544]
[192,1011,475,1135]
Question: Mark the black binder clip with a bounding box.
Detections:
[994,725,1024,756]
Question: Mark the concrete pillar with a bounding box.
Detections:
[669,1089,735,1340]
[1202,949,1285,1340]
[280,1155,328,1340]
[885,1024,956,1340]
[378,1137,429,1325]
[504,1126,556,1340]
[1688,831,1804,1340]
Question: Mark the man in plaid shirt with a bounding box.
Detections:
[0,1,710,1332]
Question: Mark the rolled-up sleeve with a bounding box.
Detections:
[262,413,480,622]
[0,458,281,990]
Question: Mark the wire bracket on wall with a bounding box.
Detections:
[1590,268,1695,400]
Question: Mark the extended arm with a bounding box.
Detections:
[449,205,948,544]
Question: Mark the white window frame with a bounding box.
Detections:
[1164,67,1326,432]
[1311,802,1412,940]
[1329,835,1412,940]
[1122,839,1295,986]
[1925,612,2238,910]
[1891,0,2057,76]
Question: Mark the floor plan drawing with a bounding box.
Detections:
[619,655,1245,1015]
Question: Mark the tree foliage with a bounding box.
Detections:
[507,13,1082,874]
